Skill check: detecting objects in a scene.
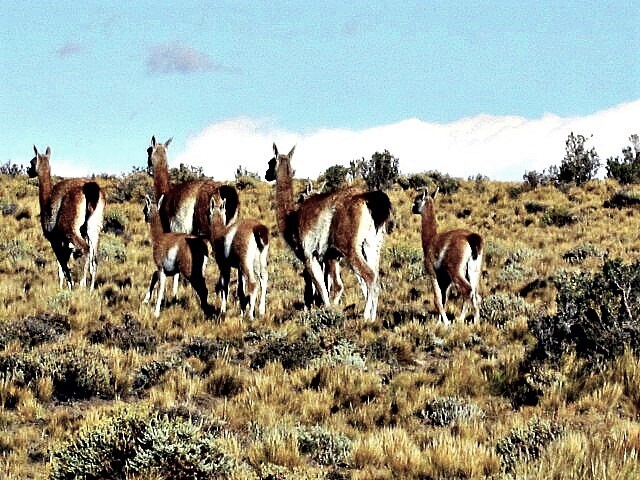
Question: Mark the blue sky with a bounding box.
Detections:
[2,1,638,180]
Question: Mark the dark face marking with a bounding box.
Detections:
[27,156,38,178]
[265,157,277,181]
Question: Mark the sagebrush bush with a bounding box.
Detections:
[50,407,234,480]
[312,340,366,370]
[496,417,563,472]
[417,396,485,426]
[497,263,536,284]
[480,293,535,326]
[98,234,127,264]
[296,424,353,466]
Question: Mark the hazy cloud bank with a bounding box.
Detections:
[174,100,640,181]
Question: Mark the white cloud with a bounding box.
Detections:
[174,100,640,181]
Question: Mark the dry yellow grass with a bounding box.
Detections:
[0,172,639,479]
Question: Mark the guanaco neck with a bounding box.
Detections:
[37,159,53,224]
[151,149,171,199]
[421,201,438,251]
[209,212,227,241]
[275,160,296,235]
[149,209,165,245]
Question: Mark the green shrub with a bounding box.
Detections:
[170,163,205,183]
[496,417,562,472]
[109,168,152,203]
[360,150,399,191]
[234,165,261,190]
[529,259,640,371]
[98,234,127,262]
[296,424,353,466]
[606,134,640,184]
[555,132,600,186]
[417,396,485,427]
[50,407,234,480]
[0,161,25,176]
[524,201,548,214]
[498,263,536,284]
[540,206,578,227]
[320,164,349,191]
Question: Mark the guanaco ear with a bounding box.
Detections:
[151,136,157,147]
[164,137,173,148]
[273,143,278,156]
[288,145,296,158]
[33,145,38,157]
[305,179,313,194]
[45,147,51,157]
[431,186,439,199]
[144,194,152,207]
[157,194,165,209]
[220,198,226,210]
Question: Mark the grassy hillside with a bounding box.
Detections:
[1,171,639,479]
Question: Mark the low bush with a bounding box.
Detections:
[88,314,157,353]
[530,259,640,371]
[98,235,127,262]
[297,424,353,466]
[496,417,563,473]
[251,331,323,371]
[540,206,578,227]
[417,396,485,427]
[562,242,604,264]
[41,344,115,401]
[132,358,179,391]
[604,189,640,209]
[0,313,70,349]
[481,293,535,326]
[50,407,234,480]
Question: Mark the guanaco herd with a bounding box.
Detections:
[27,139,484,324]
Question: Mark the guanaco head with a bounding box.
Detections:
[208,195,227,227]
[143,194,164,223]
[297,179,326,203]
[146,136,173,172]
[411,187,438,215]
[28,146,51,178]
[265,143,296,182]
